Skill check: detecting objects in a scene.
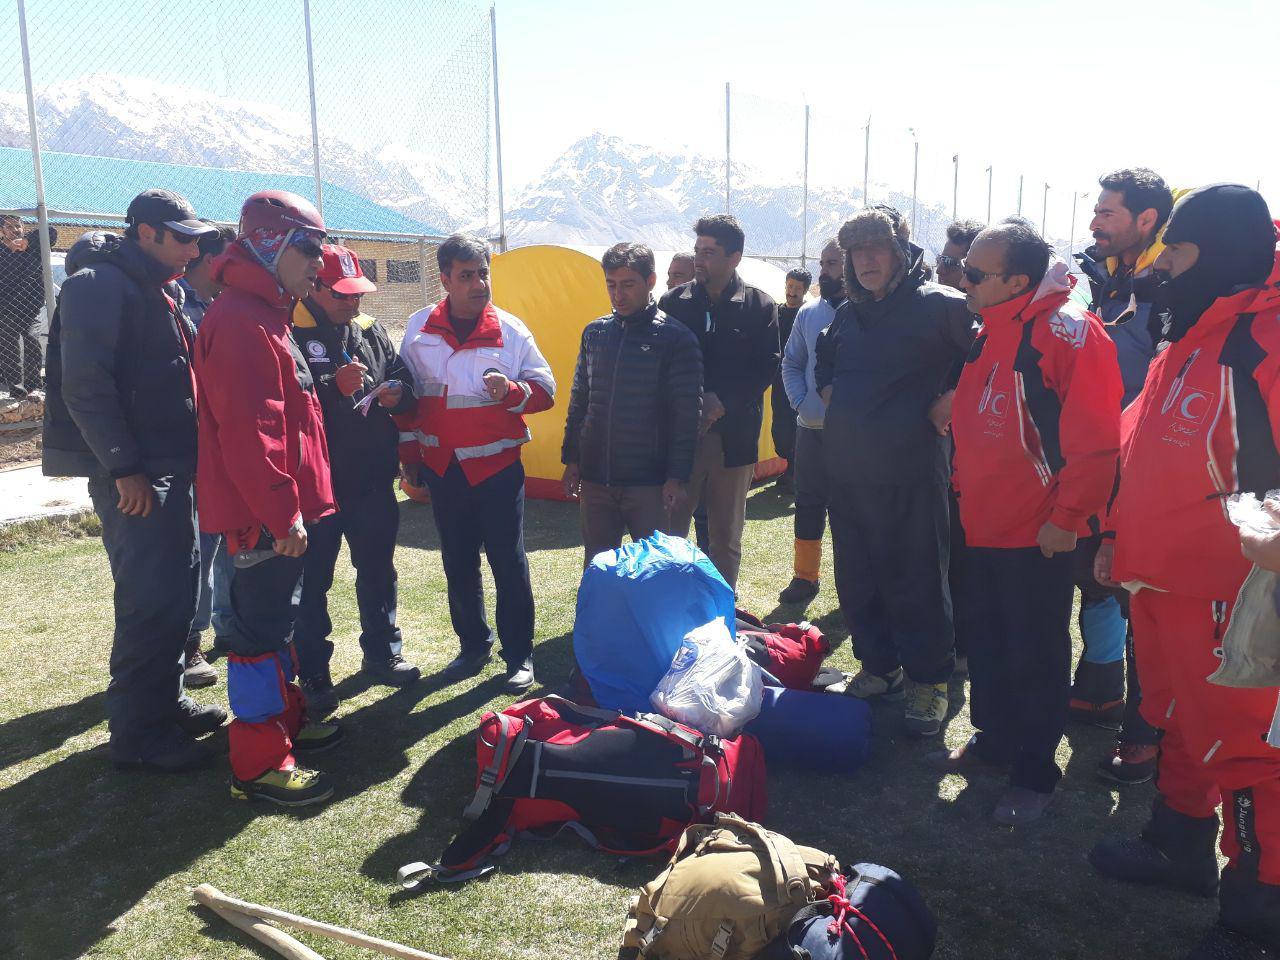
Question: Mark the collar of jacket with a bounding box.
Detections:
[680,271,744,305]
[213,244,294,311]
[293,299,375,330]
[422,296,503,349]
[1172,243,1280,345]
[1106,231,1166,279]
[177,277,208,311]
[978,255,1075,331]
[614,299,659,325]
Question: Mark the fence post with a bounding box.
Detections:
[861,115,870,208]
[490,5,508,251]
[800,103,809,269]
[302,0,324,216]
[724,82,731,214]
[417,236,430,308]
[909,129,918,238]
[17,0,54,333]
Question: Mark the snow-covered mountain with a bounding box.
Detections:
[0,75,484,232]
[504,133,957,258]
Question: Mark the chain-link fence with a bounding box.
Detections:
[0,0,497,417]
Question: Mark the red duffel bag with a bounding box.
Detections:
[431,695,767,876]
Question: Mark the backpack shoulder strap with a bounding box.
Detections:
[715,815,814,907]
[462,713,529,821]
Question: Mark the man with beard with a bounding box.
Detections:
[1071,169,1175,786]
[770,267,811,490]
[815,208,974,737]
[1088,184,1280,960]
[777,241,842,604]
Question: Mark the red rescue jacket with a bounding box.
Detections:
[1110,241,1280,600]
[194,245,336,550]
[952,260,1122,548]
[395,298,555,486]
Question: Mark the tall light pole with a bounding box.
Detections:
[909,127,919,238]
[1042,182,1051,235]
[1017,174,1024,215]
[1068,190,1088,258]
[862,114,871,208]
[951,154,959,221]
[985,165,993,223]
[724,82,732,214]
[801,104,810,269]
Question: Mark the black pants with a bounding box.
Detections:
[793,426,828,541]
[829,479,954,684]
[424,459,534,667]
[948,487,978,660]
[0,308,42,390]
[770,385,797,464]
[88,473,198,760]
[225,534,304,659]
[966,546,1074,794]
[294,482,402,681]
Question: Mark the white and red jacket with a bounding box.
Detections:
[396,298,555,486]
[952,258,1122,548]
[1110,241,1280,600]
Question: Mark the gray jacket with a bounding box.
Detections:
[780,296,839,429]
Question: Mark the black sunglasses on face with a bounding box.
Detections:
[961,261,1005,286]
[936,254,963,269]
[320,281,358,301]
[293,237,325,259]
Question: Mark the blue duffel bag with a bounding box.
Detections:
[573,532,735,713]
[763,863,937,960]
[745,685,872,774]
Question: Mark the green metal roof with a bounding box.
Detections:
[0,146,443,236]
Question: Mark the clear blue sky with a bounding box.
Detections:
[3,0,1276,231]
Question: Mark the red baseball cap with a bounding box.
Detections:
[318,243,377,294]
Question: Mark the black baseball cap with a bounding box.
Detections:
[125,189,215,237]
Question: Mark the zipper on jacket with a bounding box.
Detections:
[1212,600,1226,640]
[605,322,629,486]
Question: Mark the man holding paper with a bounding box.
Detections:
[291,243,420,714]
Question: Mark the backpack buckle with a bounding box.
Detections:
[710,921,734,958]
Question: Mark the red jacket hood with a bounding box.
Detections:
[212,243,295,312]
[977,256,1076,331]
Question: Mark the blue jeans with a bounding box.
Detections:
[190,530,234,642]
[294,483,402,681]
[88,473,199,760]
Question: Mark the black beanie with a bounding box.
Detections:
[1156,184,1276,340]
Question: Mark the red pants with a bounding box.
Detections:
[1132,590,1280,883]
[227,649,306,782]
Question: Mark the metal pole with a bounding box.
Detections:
[1069,191,1079,258]
[417,236,431,306]
[302,0,324,216]
[490,5,508,251]
[1017,175,1024,215]
[1042,182,1050,235]
[909,129,918,238]
[724,82,731,214]
[17,0,54,331]
[861,115,870,208]
[952,154,959,221]
[986,166,993,223]
[800,104,809,269]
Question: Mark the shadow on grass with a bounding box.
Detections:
[395,496,583,556]
[745,485,795,523]
[0,689,106,774]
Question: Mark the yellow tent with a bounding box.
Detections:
[405,243,786,503]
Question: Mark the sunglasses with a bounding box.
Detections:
[319,281,359,301]
[936,254,963,269]
[961,260,1006,286]
[289,231,326,259]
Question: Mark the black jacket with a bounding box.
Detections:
[815,261,974,486]
[658,273,779,468]
[0,226,56,322]
[42,232,197,479]
[561,301,702,486]
[292,299,416,504]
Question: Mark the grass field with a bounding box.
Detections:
[0,483,1217,960]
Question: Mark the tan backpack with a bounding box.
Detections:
[621,813,841,959]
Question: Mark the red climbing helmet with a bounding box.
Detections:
[238,190,325,237]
